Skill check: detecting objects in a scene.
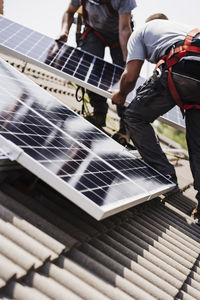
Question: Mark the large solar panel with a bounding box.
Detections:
[0,58,174,220]
[0,15,123,99]
[0,15,186,131]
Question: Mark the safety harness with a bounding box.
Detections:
[81,0,120,49]
[155,28,200,114]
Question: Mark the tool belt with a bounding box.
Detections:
[155,28,200,114]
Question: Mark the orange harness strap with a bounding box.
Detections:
[155,28,200,114]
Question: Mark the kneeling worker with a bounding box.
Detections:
[111,13,200,220]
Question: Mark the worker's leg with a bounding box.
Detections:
[124,71,176,176]
[172,67,200,217]
[80,30,108,127]
[185,109,200,214]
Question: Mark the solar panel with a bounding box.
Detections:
[0,15,123,99]
[0,57,174,220]
[0,16,185,132]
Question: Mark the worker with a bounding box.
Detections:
[58,0,137,142]
[111,13,200,220]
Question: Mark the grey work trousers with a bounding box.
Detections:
[80,28,126,132]
[124,68,200,207]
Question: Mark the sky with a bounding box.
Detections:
[3,0,200,74]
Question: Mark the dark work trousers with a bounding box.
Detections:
[80,29,126,132]
[186,109,200,210]
[124,59,200,207]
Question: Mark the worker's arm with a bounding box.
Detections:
[58,4,79,42]
[118,12,132,61]
[111,59,144,106]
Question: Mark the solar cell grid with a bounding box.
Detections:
[0,58,174,219]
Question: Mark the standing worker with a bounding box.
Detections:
[111,13,200,221]
[58,0,137,142]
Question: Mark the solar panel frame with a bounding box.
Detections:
[0,57,175,220]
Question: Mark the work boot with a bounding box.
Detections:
[164,173,180,196]
[112,131,129,146]
[85,113,106,128]
[112,130,137,150]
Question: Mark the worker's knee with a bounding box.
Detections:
[124,107,146,128]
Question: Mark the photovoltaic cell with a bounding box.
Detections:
[0,58,174,219]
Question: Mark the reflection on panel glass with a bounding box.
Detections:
[0,58,173,212]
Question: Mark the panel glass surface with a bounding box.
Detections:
[0,58,174,218]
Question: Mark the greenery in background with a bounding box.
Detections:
[156,122,187,150]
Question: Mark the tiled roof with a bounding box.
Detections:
[0,164,200,299]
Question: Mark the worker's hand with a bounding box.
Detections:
[110,90,126,106]
[55,33,68,43]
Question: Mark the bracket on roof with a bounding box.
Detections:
[0,136,23,161]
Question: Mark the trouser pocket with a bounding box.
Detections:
[135,71,166,105]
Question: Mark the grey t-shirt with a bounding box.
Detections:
[70,0,136,33]
[127,19,199,64]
